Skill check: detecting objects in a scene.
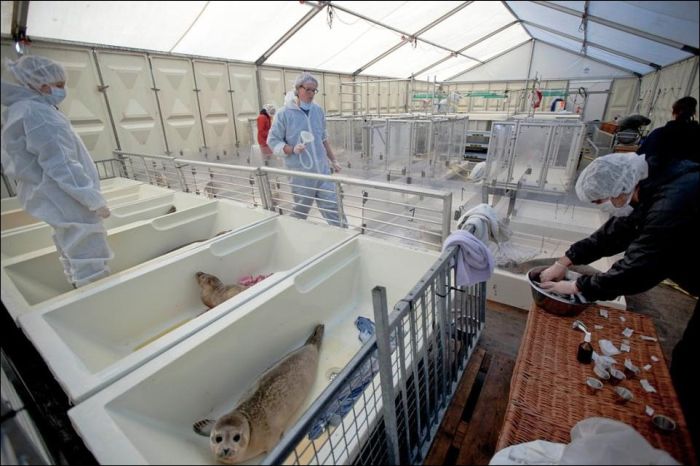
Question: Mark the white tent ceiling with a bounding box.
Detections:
[2,1,698,81]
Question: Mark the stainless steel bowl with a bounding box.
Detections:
[527,265,592,316]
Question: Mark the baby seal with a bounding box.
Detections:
[195,272,247,309]
[193,324,324,464]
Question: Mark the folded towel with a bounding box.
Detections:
[442,230,494,286]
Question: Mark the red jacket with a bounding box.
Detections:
[257,113,271,148]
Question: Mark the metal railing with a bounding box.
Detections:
[262,245,486,465]
[112,151,453,250]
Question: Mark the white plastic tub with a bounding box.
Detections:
[1,178,144,215]
[0,196,23,213]
[67,236,438,463]
[0,182,174,233]
[1,197,279,319]
[1,191,219,262]
[17,216,358,403]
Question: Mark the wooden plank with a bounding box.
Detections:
[455,352,515,466]
[423,348,486,465]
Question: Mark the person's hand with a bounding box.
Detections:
[95,206,111,219]
[331,160,341,173]
[539,261,567,282]
[540,280,579,295]
[293,143,306,154]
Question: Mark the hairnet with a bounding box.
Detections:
[6,55,67,89]
[263,103,276,115]
[575,152,649,202]
[294,72,318,89]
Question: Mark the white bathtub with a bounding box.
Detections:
[67,235,438,464]
[17,216,359,403]
[0,182,174,234]
[1,191,230,262]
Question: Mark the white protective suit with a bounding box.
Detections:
[1,80,113,287]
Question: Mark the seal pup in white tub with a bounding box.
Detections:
[193,324,324,464]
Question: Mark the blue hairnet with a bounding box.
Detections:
[6,55,67,89]
[294,72,318,89]
[575,152,649,202]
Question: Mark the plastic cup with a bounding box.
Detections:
[585,377,603,394]
[652,414,677,432]
[614,386,633,403]
[609,368,626,385]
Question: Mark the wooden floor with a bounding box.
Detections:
[424,300,525,466]
[424,284,697,466]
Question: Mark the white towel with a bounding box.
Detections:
[457,203,511,244]
[442,230,494,286]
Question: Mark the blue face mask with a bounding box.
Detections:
[299,101,311,111]
[45,87,66,106]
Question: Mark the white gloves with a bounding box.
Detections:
[95,206,111,219]
[540,261,567,282]
[293,143,306,154]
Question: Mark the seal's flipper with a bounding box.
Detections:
[193,419,215,436]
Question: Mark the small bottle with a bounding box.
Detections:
[577,333,593,364]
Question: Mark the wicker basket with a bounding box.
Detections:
[496,304,697,465]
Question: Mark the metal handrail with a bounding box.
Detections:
[110,151,454,250]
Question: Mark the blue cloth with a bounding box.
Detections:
[442,230,494,286]
[307,317,394,439]
[356,316,375,343]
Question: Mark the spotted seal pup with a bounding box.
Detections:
[195,271,247,309]
[193,324,324,464]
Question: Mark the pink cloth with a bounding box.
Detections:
[238,273,272,287]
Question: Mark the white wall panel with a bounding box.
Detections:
[150,56,204,159]
[388,80,400,113]
[324,74,341,115]
[691,60,699,105]
[638,72,658,121]
[368,81,379,115]
[95,51,166,156]
[568,80,610,122]
[648,58,698,130]
[604,78,638,121]
[30,45,117,160]
[379,81,389,114]
[192,60,237,161]
[398,81,409,113]
[232,64,263,147]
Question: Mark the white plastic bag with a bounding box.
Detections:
[490,417,679,465]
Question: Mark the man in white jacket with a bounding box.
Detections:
[1,55,113,287]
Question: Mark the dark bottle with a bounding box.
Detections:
[577,333,593,364]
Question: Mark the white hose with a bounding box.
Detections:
[298,130,315,170]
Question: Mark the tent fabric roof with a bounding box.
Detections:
[3,1,698,81]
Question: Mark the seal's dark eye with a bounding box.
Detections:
[215,435,223,443]
[233,434,241,442]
